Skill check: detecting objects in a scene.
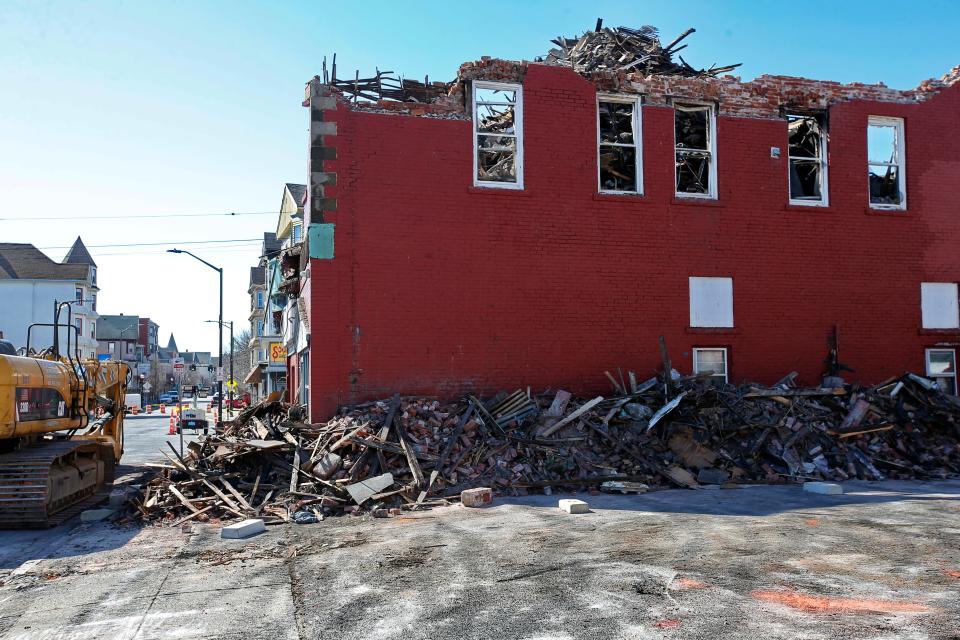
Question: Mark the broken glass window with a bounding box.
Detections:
[867,117,904,207]
[787,114,825,202]
[474,83,521,185]
[477,136,517,182]
[674,105,713,196]
[597,100,639,192]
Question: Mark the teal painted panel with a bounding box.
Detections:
[308,223,335,260]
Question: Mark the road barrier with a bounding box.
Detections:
[168,415,176,435]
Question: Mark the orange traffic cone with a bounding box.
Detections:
[168,415,176,435]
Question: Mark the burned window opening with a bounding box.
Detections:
[598,98,640,193]
[473,82,522,187]
[674,104,715,196]
[787,113,827,204]
[867,117,905,208]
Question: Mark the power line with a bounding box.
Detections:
[38,238,263,250]
[0,211,281,221]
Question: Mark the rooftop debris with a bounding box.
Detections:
[322,20,740,105]
[131,365,960,525]
[319,54,451,104]
[542,19,741,78]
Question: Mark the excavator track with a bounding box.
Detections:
[0,441,115,529]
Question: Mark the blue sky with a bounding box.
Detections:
[1,0,957,352]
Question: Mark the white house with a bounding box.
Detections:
[0,237,100,359]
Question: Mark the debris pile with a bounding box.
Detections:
[132,371,960,525]
[542,20,741,78]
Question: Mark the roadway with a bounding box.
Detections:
[121,398,238,465]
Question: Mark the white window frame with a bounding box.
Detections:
[472,81,523,190]
[689,276,734,328]
[867,116,906,210]
[673,102,718,199]
[693,347,728,383]
[921,282,959,329]
[786,112,829,207]
[925,348,957,395]
[292,223,302,243]
[596,94,643,195]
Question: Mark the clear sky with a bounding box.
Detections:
[1,0,957,353]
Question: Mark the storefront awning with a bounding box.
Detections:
[244,366,263,384]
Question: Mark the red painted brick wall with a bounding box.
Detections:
[307,64,960,416]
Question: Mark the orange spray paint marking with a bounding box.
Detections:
[672,577,708,590]
[805,519,821,526]
[654,619,682,629]
[752,589,931,614]
[946,570,960,579]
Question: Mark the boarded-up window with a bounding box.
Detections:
[473,82,523,188]
[597,97,641,193]
[921,282,959,329]
[689,277,733,327]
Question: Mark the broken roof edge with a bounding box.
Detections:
[307,59,960,121]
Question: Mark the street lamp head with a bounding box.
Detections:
[167,248,182,254]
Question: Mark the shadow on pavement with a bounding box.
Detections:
[494,479,960,517]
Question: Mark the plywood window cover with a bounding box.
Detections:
[786,112,829,207]
[920,282,960,329]
[673,102,718,199]
[596,94,643,195]
[689,276,734,328]
[693,347,728,383]
[472,81,524,189]
[868,116,906,210]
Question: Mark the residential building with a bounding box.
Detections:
[97,314,143,362]
[139,317,160,356]
[0,237,100,359]
[292,30,960,419]
[270,183,308,405]
[245,233,285,401]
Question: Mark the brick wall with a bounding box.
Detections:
[306,63,960,417]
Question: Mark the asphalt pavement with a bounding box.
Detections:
[1,480,959,639]
[121,399,240,465]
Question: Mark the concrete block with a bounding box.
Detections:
[558,499,589,514]
[109,487,128,509]
[461,487,493,508]
[81,508,113,522]
[221,518,266,539]
[803,482,843,495]
[345,473,394,505]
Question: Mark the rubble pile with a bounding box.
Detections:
[132,372,960,526]
[542,20,741,78]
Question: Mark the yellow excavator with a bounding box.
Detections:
[0,302,129,528]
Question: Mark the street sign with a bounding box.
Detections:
[143,382,152,392]
[217,366,224,382]
[225,379,238,391]
[172,357,185,370]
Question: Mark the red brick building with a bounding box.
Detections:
[290,39,960,419]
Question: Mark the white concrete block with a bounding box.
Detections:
[80,508,113,522]
[558,499,589,514]
[803,482,843,495]
[109,487,128,509]
[221,518,266,539]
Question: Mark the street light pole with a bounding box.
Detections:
[205,319,233,417]
[168,248,223,434]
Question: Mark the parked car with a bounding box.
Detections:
[159,392,179,404]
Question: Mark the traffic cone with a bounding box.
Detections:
[168,415,175,435]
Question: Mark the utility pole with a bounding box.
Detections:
[205,319,233,417]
